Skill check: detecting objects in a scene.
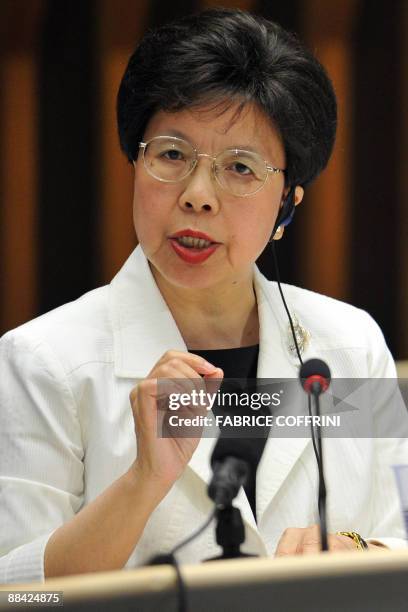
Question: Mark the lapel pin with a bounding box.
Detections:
[286,313,311,358]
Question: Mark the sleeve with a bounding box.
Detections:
[359,312,408,549]
[0,329,84,584]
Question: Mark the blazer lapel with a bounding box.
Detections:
[253,267,312,523]
[110,246,188,378]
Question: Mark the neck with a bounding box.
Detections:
[150,266,259,350]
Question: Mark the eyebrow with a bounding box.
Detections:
[161,129,266,157]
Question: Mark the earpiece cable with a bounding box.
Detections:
[270,241,322,496]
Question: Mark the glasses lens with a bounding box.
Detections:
[215,149,267,196]
[143,137,195,182]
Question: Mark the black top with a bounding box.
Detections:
[189,344,262,521]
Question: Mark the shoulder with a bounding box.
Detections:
[0,285,113,375]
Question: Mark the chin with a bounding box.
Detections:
[150,255,223,291]
[164,264,222,290]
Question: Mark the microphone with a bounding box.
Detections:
[299,358,331,552]
[208,437,266,508]
[300,358,331,395]
[206,435,268,560]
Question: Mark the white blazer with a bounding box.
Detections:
[1,245,407,584]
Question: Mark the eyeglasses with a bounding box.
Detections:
[138,136,285,197]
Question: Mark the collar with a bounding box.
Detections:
[110,244,309,378]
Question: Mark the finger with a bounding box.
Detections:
[184,367,224,417]
[204,367,224,378]
[152,350,219,377]
[156,366,201,401]
[166,362,223,398]
[328,534,358,552]
[203,368,224,395]
[133,378,188,439]
[300,525,322,555]
[155,367,209,438]
[131,379,160,435]
[158,362,211,407]
[275,528,304,557]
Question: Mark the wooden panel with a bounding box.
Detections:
[299,0,358,301]
[398,0,408,357]
[0,1,43,334]
[98,1,150,284]
[37,1,99,313]
[349,1,402,355]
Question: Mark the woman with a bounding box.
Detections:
[1,8,407,584]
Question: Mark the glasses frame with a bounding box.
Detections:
[138,135,285,197]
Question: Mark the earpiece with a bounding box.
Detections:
[272,186,296,237]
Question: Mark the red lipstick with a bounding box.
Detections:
[168,228,221,265]
[170,229,218,242]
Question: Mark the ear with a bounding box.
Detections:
[293,185,304,207]
[272,184,304,240]
[281,185,304,207]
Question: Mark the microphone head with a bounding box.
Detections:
[299,358,331,393]
[209,437,267,506]
[210,436,266,473]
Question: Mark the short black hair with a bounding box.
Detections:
[117,8,337,188]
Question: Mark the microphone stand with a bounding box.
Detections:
[206,504,257,561]
[311,381,328,552]
[206,456,258,560]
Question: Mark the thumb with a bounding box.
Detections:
[204,367,224,379]
[204,367,224,395]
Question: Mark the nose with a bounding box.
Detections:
[178,157,221,214]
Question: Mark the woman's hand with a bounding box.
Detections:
[275,525,382,556]
[129,350,223,496]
